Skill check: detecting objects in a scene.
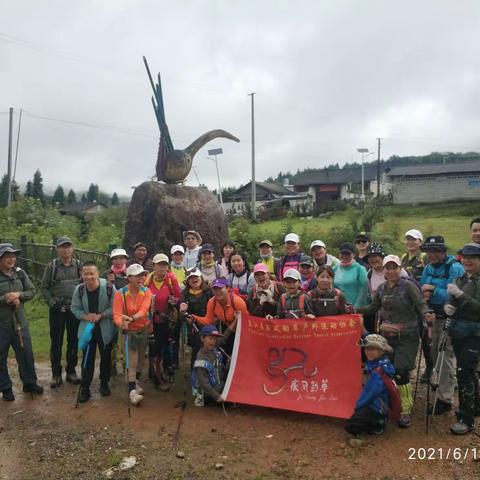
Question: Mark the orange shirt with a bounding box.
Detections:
[193,292,247,326]
[113,285,152,332]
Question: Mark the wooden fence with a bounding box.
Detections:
[1,236,111,282]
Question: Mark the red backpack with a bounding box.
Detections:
[375,367,401,421]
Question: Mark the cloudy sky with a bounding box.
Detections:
[1,1,480,197]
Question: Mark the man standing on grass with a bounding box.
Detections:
[71,261,116,403]
[41,236,82,388]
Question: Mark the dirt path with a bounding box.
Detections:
[1,360,479,479]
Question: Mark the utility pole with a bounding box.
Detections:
[376,137,382,198]
[249,92,256,220]
[7,107,13,207]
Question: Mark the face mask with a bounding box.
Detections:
[260,253,271,259]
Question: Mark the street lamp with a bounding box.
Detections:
[207,148,224,209]
[357,148,374,200]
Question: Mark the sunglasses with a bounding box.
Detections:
[355,239,368,244]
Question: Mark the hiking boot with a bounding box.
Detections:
[78,387,91,403]
[23,383,44,395]
[50,376,62,388]
[450,420,474,435]
[398,414,412,428]
[420,370,432,384]
[66,373,81,385]
[371,425,385,435]
[427,399,452,416]
[100,382,111,397]
[135,382,144,395]
[129,389,144,406]
[2,388,15,401]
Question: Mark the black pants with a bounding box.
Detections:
[419,321,433,373]
[452,335,480,427]
[49,307,79,376]
[151,322,175,371]
[0,326,37,391]
[80,323,112,388]
[345,406,385,435]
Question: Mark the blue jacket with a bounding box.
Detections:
[355,356,395,416]
[420,255,464,308]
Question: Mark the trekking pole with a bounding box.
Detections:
[411,332,424,419]
[428,317,453,431]
[15,322,33,401]
[125,331,131,418]
[75,343,90,408]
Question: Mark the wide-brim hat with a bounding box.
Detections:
[183,230,202,244]
[421,236,447,252]
[0,243,21,257]
[458,243,480,256]
[110,248,128,259]
[360,334,393,353]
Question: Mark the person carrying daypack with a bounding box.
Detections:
[308,265,348,317]
[357,255,434,428]
[70,261,116,403]
[345,334,399,435]
[41,236,82,388]
[276,269,314,319]
[420,235,465,416]
[247,263,285,318]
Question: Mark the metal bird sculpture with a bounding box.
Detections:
[143,57,240,184]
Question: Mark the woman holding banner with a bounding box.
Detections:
[357,255,434,428]
[189,277,247,356]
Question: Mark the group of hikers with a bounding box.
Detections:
[1,217,480,438]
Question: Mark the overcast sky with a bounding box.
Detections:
[1,1,480,197]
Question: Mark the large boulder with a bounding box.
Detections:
[123,181,228,256]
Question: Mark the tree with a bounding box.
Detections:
[32,169,44,204]
[86,183,99,202]
[81,193,87,203]
[111,192,119,205]
[67,189,76,204]
[25,181,33,198]
[52,185,65,206]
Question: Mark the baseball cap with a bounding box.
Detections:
[153,253,169,264]
[405,229,423,241]
[200,325,223,337]
[171,245,185,255]
[310,240,326,250]
[126,264,147,276]
[283,268,301,281]
[56,236,73,247]
[339,242,355,254]
[258,239,273,248]
[185,268,202,280]
[359,334,393,353]
[211,277,230,289]
[253,263,269,274]
[284,233,300,244]
[299,255,314,266]
[382,254,402,267]
[199,243,215,255]
[110,248,128,259]
[355,232,369,242]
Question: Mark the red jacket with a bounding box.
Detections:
[144,271,181,323]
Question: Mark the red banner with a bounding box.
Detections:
[222,314,363,419]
